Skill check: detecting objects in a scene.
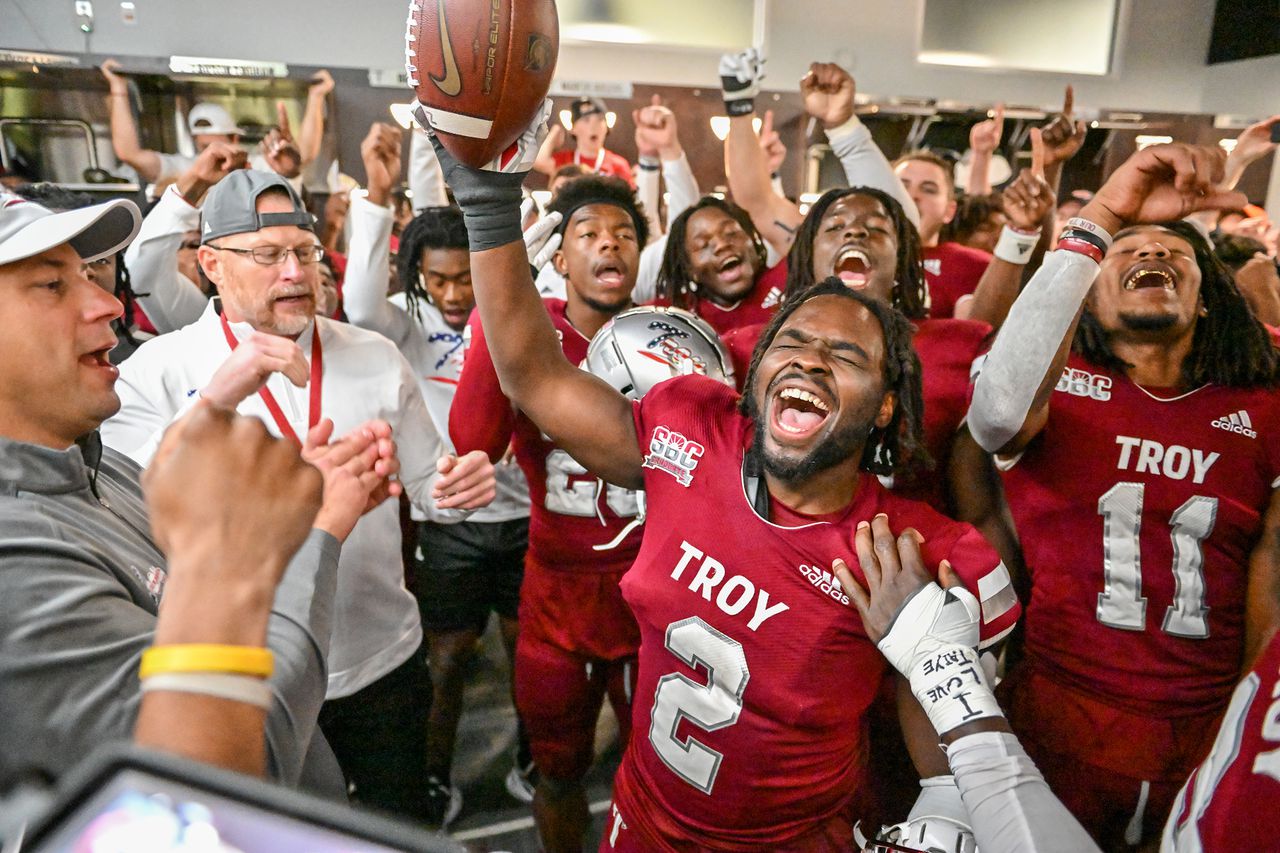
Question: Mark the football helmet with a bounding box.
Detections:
[856,818,978,853]
[585,306,734,400]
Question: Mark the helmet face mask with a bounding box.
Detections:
[585,306,735,400]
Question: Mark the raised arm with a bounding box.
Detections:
[297,70,334,168]
[968,144,1247,456]
[721,49,804,256]
[1223,114,1280,190]
[420,107,644,488]
[803,62,920,226]
[101,59,163,183]
[343,123,415,345]
[959,131,1056,329]
[965,105,1003,197]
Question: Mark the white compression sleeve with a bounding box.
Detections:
[947,732,1101,853]
[967,249,1101,452]
[824,115,920,227]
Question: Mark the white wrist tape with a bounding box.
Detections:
[878,583,1004,736]
[142,672,274,710]
[993,225,1040,266]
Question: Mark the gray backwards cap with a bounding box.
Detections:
[200,169,314,244]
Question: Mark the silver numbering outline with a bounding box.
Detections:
[649,617,750,794]
[1096,482,1217,638]
[544,448,639,518]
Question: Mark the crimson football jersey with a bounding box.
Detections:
[1000,352,1280,718]
[649,261,783,338]
[1162,627,1280,851]
[610,376,1020,851]
[552,148,636,187]
[924,241,992,319]
[450,298,641,657]
[721,317,990,513]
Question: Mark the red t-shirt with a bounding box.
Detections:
[1000,353,1280,717]
[1164,625,1280,848]
[611,376,1019,851]
[551,147,635,188]
[721,316,991,514]
[649,261,784,338]
[449,298,641,658]
[924,241,992,319]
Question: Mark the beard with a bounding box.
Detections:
[746,392,875,485]
[1118,311,1179,332]
[578,291,632,316]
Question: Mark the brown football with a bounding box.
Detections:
[406,0,559,167]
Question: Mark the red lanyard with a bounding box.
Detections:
[219,313,323,445]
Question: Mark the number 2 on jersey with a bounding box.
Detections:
[649,617,750,794]
[1096,482,1217,638]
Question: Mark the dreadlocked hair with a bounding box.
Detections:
[942,192,1002,245]
[1075,220,1280,388]
[547,175,649,250]
[656,197,767,310]
[15,183,139,345]
[785,187,928,319]
[396,205,469,323]
[737,277,928,476]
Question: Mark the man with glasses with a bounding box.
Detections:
[101,169,499,822]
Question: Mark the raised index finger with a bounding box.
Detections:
[1030,127,1046,179]
[1062,84,1074,119]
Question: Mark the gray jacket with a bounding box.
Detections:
[0,432,342,792]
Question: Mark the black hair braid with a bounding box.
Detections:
[785,186,928,319]
[1075,220,1280,389]
[396,206,469,323]
[657,197,768,310]
[738,277,927,476]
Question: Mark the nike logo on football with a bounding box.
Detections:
[429,0,462,97]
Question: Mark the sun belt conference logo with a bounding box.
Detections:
[644,425,704,487]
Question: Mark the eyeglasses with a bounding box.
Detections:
[206,243,325,265]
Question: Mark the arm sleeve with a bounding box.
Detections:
[633,233,669,305]
[389,351,470,523]
[0,518,340,788]
[967,250,1100,452]
[662,152,702,224]
[339,191,415,347]
[635,161,664,237]
[449,314,517,462]
[409,129,450,212]
[824,115,921,227]
[124,185,209,333]
[947,732,1102,853]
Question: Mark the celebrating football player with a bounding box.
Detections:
[968,142,1280,848]
[423,104,1020,853]
[450,174,646,852]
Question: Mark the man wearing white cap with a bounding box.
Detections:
[0,190,397,792]
[100,60,334,187]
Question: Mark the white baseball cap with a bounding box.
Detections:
[0,193,142,266]
[188,102,244,137]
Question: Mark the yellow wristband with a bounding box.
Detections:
[140,644,274,680]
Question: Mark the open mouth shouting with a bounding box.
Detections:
[1122,262,1176,292]
[594,258,629,289]
[834,247,872,288]
[79,342,119,380]
[716,252,749,283]
[768,379,834,443]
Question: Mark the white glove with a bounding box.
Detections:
[414,98,552,174]
[719,48,766,117]
[523,210,563,271]
[878,582,1004,736]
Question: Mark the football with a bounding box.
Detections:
[405,0,559,167]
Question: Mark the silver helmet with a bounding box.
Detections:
[585,306,735,400]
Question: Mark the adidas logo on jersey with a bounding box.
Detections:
[644,426,705,487]
[798,563,850,606]
[761,286,783,309]
[1212,410,1257,439]
[1056,367,1112,401]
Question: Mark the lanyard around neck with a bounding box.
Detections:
[219,313,323,444]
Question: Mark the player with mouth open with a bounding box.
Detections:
[421,105,1020,852]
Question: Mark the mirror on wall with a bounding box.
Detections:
[919,0,1120,76]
